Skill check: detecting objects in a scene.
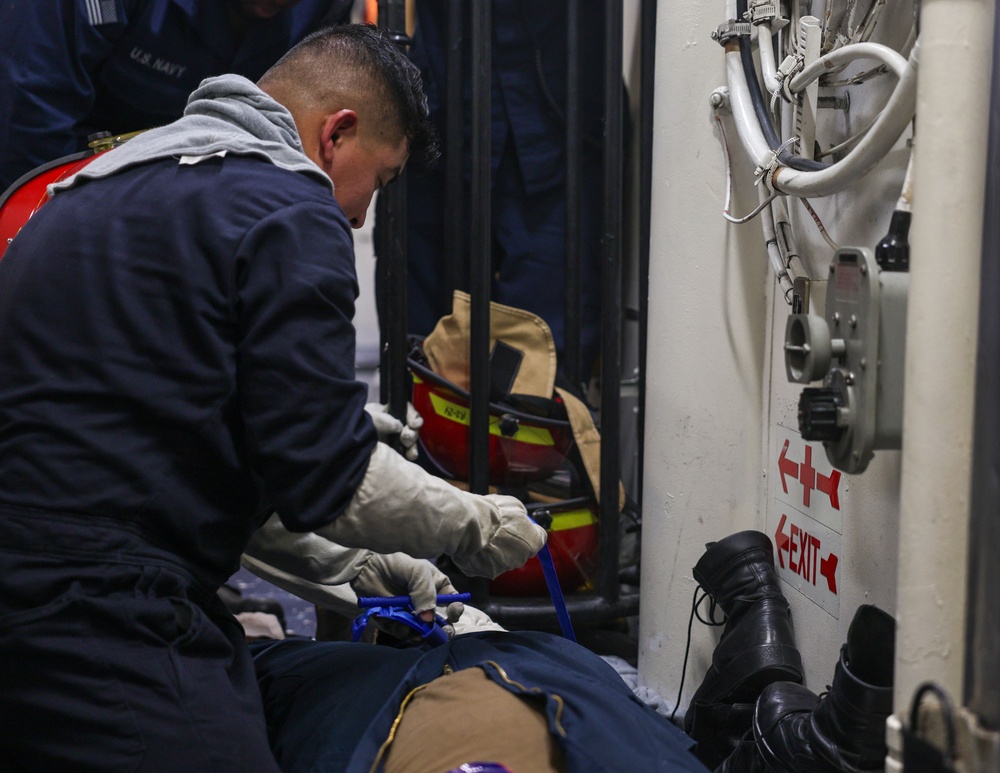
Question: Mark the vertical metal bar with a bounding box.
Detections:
[598,0,623,604]
[377,0,410,431]
[636,0,657,514]
[563,0,582,387]
[445,0,464,295]
[468,0,491,496]
[964,0,1000,729]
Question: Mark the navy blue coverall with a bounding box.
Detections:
[0,0,351,191]
[0,150,376,769]
[392,0,619,377]
[251,632,710,773]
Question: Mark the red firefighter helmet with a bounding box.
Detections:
[0,132,143,261]
[408,346,599,596]
[408,355,576,486]
[0,152,100,260]
[489,499,599,597]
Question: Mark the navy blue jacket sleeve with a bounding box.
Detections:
[233,200,378,534]
[0,0,133,190]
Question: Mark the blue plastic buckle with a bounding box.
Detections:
[352,593,472,646]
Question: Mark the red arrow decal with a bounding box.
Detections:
[820,551,839,594]
[775,513,789,569]
[817,469,842,510]
[778,440,799,495]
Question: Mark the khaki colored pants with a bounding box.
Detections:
[383,666,566,773]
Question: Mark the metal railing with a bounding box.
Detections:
[377,0,657,630]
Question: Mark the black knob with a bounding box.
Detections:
[498,414,519,437]
[798,386,845,441]
[875,210,910,271]
[530,509,553,530]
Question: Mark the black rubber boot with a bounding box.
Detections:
[737,604,896,773]
[684,531,804,767]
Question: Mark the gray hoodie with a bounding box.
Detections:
[49,74,333,195]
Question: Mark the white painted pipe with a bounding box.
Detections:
[893,0,995,718]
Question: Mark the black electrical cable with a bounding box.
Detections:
[735,0,829,172]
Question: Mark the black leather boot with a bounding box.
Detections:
[684,531,804,767]
[691,701,758,771]
[714,730,767,773]
[723,604,896,773]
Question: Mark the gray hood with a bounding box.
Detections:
[49,74,333,195]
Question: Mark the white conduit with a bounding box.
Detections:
[725,46,782,170]
[759,185,795,303]
[770,195,803,279]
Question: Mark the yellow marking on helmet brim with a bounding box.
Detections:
[426,391,555,447]
[547,509,597,532]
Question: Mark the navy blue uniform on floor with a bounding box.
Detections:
[0,0,351,191]
[387,0,620,376]
[250,632,711,773]
[0,136,375,766]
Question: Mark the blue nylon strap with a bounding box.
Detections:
[537,543,576,642]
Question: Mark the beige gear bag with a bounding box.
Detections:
[422,290,624,510]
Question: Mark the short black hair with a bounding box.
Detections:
[262,24,439,168]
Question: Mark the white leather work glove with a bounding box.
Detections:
[241,514,461,621]
[450,603,506,635]
[364,402,423,461]
[315,443,547,579]
[351,552,465,621]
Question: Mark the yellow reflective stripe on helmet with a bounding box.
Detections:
[427,391,555,447]
[549,509,597,531]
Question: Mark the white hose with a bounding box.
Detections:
[758,23,782,96]
[787,40,909,91]
[724,7,917,199]
[726,47,783,170]
[772,40,918,197]
[725,0,739,26]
